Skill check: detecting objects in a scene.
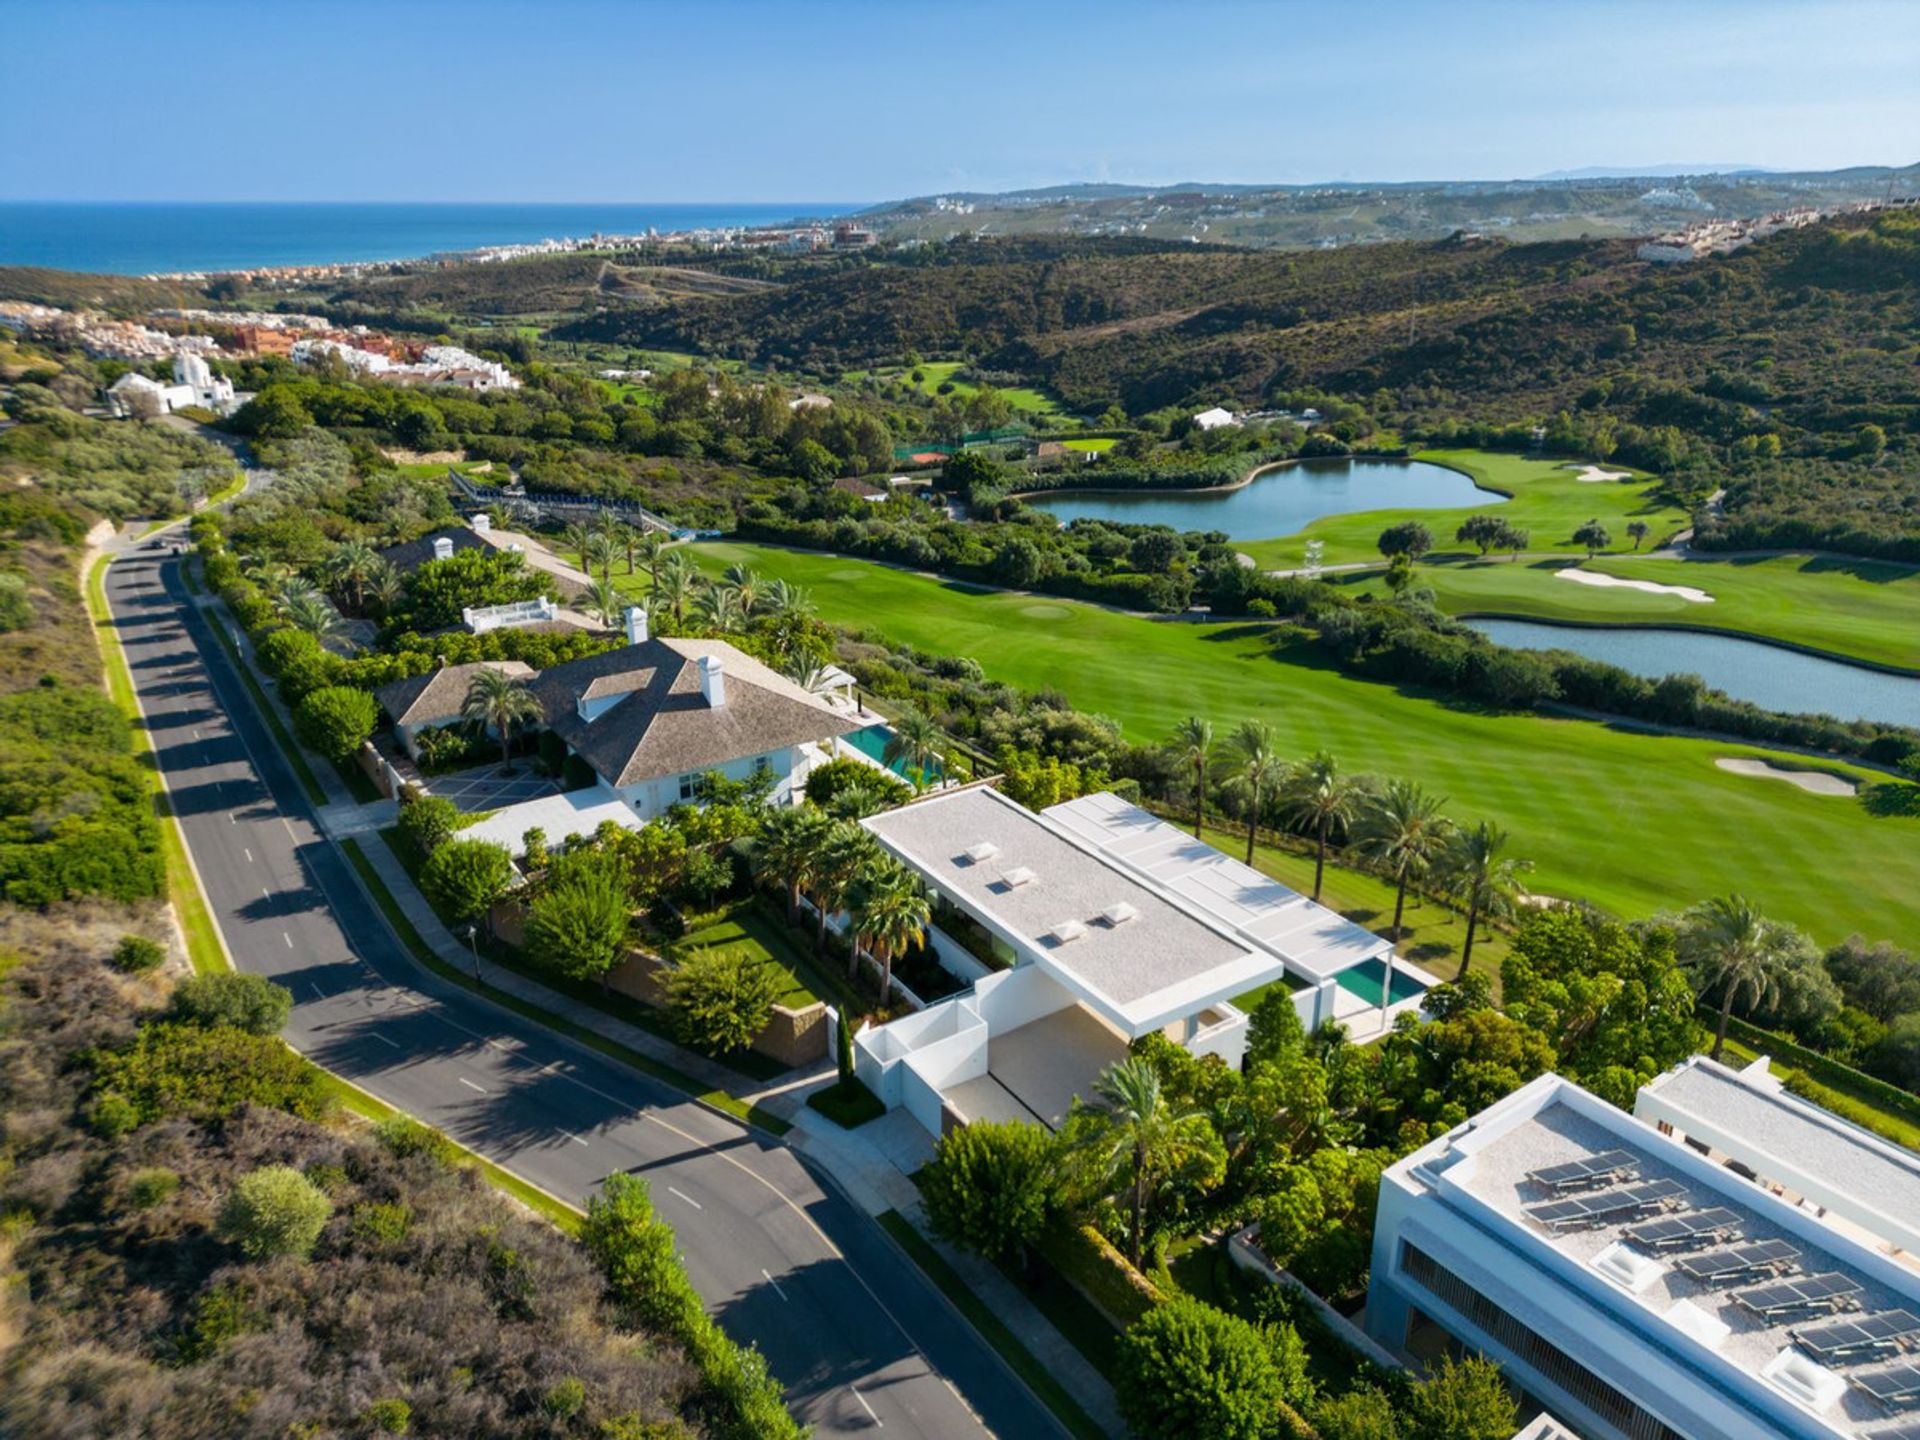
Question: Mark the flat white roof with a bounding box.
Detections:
[1044,791,1390,982]
[457,785,644,858]
[864,787,1287,1035]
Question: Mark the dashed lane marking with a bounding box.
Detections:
[851,1387,883,1428]
[762,1268,789,1302]
[458,1077,488,1094]
[667,1186,702,1210]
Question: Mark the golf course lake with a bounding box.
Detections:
[1023,456,1506,539]
[1467,618,1920,729]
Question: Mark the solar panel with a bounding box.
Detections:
[1853,1360,1920,1411]
[1865,1420,1920,1440]
[1624,1206,1743,1252]
[1675,1239,1801,1286]
[1733,1271,1864,1320]
[1527,1148,1641,1194]
[1795,1310,1920,1363]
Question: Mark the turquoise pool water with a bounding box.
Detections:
[845,723,942,782]
[1334,958,1427,1007]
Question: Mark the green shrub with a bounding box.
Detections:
[373,1114,463,1167]
[168,971,293,1035]
[111,934,166,973]
[664,946,782,1056]
[122,1166,181,1210]
[218,1164,334,1261]
[396,792,460,854]
[1114,1294,1307,1440]
[418,837,514,926]
[293,684,379,763]
[89,1021,333,1130]
[348,1200,414,1248]
[541,1377,586,1419]
[177,1282,261,1363]
[921,1120,1062,1265]
[363,1398,412,1435]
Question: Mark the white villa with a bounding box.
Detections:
[107,352,243,418]
[852,786,1432,1137]
[1192,405,1239,430]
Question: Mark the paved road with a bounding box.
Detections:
[105,545,1060,1440]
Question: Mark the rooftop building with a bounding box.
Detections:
[1368,1067,1920,1440]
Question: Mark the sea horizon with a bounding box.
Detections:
[0,200,864,277]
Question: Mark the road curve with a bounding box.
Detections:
[104,544,1061,1440]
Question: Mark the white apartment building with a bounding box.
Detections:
[107,351,241,418]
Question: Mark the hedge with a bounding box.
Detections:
[1721,1013,1920,1134]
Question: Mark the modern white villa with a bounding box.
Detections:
[852,785,1433,1137]
[1366,1057,1920,1440]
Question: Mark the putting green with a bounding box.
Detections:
[1332,553,1920,672]
[690,541,1919,947]
[1019,603,1072,619]
[1236,449,1691,570]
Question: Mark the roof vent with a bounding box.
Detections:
[1101,901,1140,926]
[964,841,1000,864]
[1761,1348,1846,1410]
[1053,919,1088,945]
[1589,1242,1666,1294]
[1001,866,1036,889]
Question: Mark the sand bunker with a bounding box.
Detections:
[1715,758,1858,796]
[1553,568,1714,603]
[1568,464,1633,483]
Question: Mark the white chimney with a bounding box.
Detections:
[470,512,492,534]
[624,606,649,645]
[698,653,726,708]
[432,535,454,562]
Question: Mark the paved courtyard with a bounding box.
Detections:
[423,761,562,813]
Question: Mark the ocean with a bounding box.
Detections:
[0,201,861,276]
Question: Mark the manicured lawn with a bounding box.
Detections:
[677,900,851,1010]
[1061,437,1117,453]
[1236,450,1690,569]
[845,360,1065,417]
[1331,551,1920,672]
[689,542,1920,946]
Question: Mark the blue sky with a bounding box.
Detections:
[5,0,1917,202]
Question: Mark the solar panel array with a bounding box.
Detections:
[1526,1177,1688,1232]
[1526,1148,1641,1195]
[1854,1360,1920,1411]
[1674,1239,1802,1287]
[1731,1271,1864,1320]
[1623,1206,1743,1253]
[1794,1310,1920,1364]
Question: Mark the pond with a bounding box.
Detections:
[1021,457,1506,539]
[1466,618,1920,729]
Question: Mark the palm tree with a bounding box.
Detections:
[651,551,699,628]
[277,581,344,642]
[584,530,621,582]
[695,585,744,634]
[1355,779,1455,944]
[632,526,665,579]
[1073,1057,1218,1267]
[413,725,460,772]
[720,563,762,616]
[1277,751,1365,902]
[365,563,403,616]
[324,539,381,612]
[242,557,295,590]
[1677,894,1807,1061]
[848,859,932,999]
[1436,821,1532,981]
[583,576,627,630]
[882,707,946,790]
[757,805,835,923]
[1223,720,1285,865]
[811,822,878,958]
[561,520,596,573]
[461,667,545,775]
[1169,716,1213,839]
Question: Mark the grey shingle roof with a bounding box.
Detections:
[530,638,859,788]
[373,660,535,728]
[375,527,489,574]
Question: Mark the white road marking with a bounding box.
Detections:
[458,1077,488,1094]
[283,932,293,948]
[666,1186,702,1210]
[308,983,325,1002]
[537,1060,564,1076]
[560,1130,589,1147]
[762,1268,789,1301]
[851,1387,882,1427]
[369,1033,401,1048]
[244,847,253,863]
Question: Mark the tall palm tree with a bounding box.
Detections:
[651,551,699,628]
[632,526,665,579]
[695,585,744,634]
[461,667,545,775]
[584,530,621,582]
[1277,751,1365,903]
[1355,779,1455,944]
[280,586,344,642]
[757,805,835,923]
[721,563,762,616]
[882,707,946,790]
[811,822,878,958]
[1677,894,1806,1061]
[1223,720,1285,865]
[561,520,596,573]
[1436,820,1532,981]
[242,557,296,590]
[324,539,381,612]
[582,576,626,630]
[848,859,932,998]
[365,563,403,616]
[1073,1057,1218,1267]
[1169,716,1213,840]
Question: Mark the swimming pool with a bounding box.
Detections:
[1333,958,1427,1008]
[844,723,942,783]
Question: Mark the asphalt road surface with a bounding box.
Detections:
[105,544,1062,1440]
